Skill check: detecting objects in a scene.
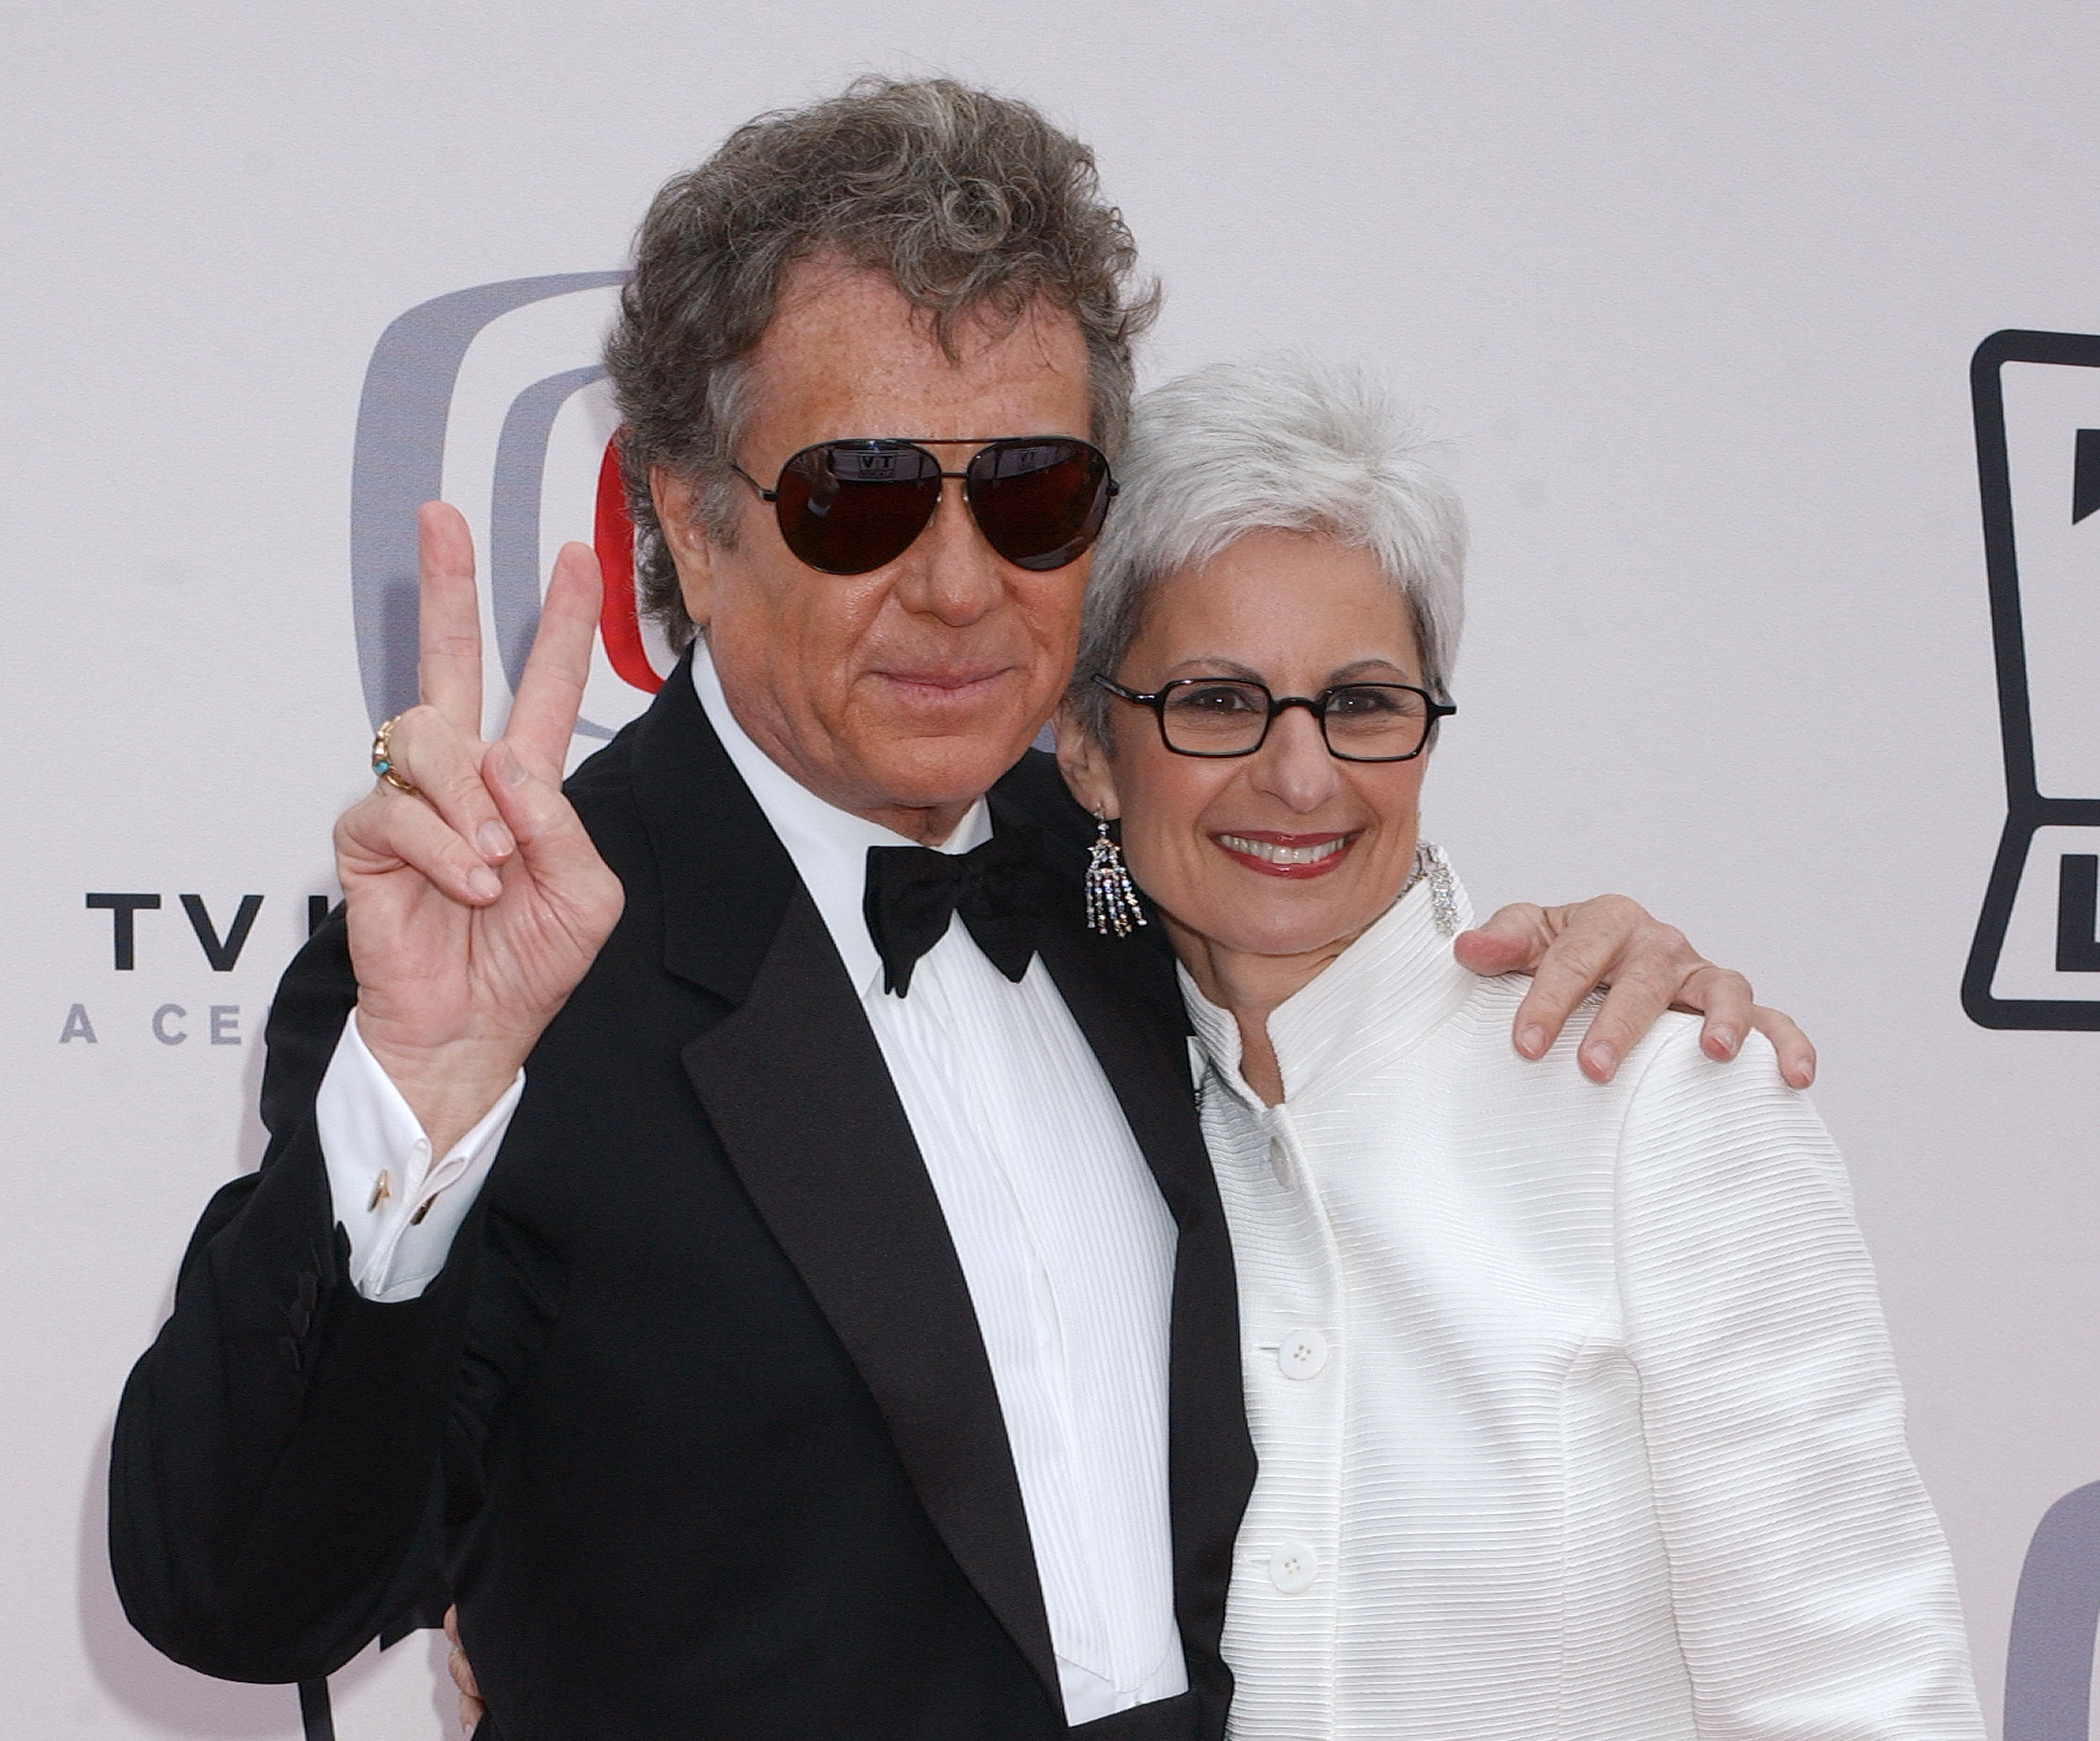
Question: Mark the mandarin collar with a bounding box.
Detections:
[1181,857,1478,1111]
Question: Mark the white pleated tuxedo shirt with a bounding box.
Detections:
[316,645,1184,1724]
[1186,864,1983,1741]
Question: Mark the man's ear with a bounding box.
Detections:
[1053,701,1120,821]
[651,467,717,631]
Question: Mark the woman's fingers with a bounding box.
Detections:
[503,541,603,776]
[443,1606,485,1733]
[417,503,486,736]
[448,1648,482,1703]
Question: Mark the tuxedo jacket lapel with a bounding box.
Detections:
[625,653,796,1009]
[1013,802,1257,1705]
[632,666,1060,1705]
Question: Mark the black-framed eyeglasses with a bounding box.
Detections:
[731,436,1118,576]
[1094,674,1455,762]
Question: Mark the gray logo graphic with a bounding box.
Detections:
[2006,1480,2100,1740]
[349,272,630,735]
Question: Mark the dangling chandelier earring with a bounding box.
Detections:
[1415,839,1462,937]
[1084,814,1147,937]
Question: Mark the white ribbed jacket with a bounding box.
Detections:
[1185,866,1983,1741]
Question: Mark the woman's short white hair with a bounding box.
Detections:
[1069,356,1465,743]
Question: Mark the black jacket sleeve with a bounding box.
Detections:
[107,911,479,1682]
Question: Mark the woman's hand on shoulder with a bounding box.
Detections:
[1453,894,1815,1090]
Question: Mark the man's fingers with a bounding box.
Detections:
[1506,897,1644,1061]
[1452,903,1553,980]
[1472,889,1813,1088]
[1570,958,1688,1082]
[483,741,627,930]
[379,707,516,866]
[1670,963,1755,1063]
[503,541,604,775]
[1458,902,1566,1058]
[418,503,486,736]
[336,788,503,905]
[1750,1003,1819,1089]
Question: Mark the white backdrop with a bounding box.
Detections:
[7,4,2098,1735]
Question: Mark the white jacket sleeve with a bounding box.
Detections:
[1615,1029,1984,1739]
[316,1015,524,1304]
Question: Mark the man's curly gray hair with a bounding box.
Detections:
[604,76,1160,646]
[1068,358,1467,745]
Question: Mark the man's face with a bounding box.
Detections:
[656,263,1095,841]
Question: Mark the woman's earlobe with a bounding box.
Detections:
[1053,707,1121,822]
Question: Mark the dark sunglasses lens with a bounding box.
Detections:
[773,443,942,575]
[965,440,1113,571]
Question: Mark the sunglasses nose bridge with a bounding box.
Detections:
[890,481,1010,625]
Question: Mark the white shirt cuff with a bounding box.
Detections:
[316,1015,525,1304]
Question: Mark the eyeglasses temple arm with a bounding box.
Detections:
[728,464,778,503]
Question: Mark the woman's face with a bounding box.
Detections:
[1061,529,1433,979]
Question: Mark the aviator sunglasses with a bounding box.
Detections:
[732,436,1118,576]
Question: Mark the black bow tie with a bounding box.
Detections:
[863,830,1044,996]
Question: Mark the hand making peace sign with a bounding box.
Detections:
[334,503,626,1154]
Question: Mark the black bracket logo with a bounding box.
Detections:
[1962,330,2100,1030]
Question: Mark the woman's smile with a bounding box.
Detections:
[1211,829,1359,877]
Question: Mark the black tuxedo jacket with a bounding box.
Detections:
[110,661,1256,1740]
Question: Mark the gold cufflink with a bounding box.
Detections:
[368,1169,391,1212]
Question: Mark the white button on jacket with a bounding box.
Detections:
[1276,1328,1327,1380]
[1268,1543,1319,1595]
